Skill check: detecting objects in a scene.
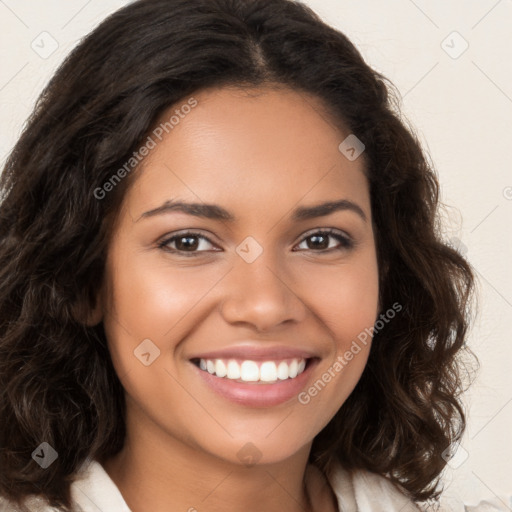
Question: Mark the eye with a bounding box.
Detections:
[158,228,354,257]
[158,231,218,256]
[294,229,354,252]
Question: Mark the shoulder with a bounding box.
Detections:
[323,459,512,512]
[323,460,420,512]
[70,458,131,511]
[0,494,62,512]
[0,458,127,512]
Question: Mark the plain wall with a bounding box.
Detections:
[0,0,511,506]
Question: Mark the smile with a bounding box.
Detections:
[190,357,319,407]
[194,357,308,383]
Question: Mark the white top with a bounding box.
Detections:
[1,458,510,511]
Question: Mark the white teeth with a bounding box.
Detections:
[289,359,298,378]
[226,360,241,379]
[215,359,227,378]
[240,361,259,381]
[259,361,277,382]
[197,357,308,382]
[277,361,289,380]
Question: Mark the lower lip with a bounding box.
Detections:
[191,359,319,408]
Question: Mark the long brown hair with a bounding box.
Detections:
[0,0,476,510]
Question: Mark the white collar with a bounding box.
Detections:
[68,457,419,512]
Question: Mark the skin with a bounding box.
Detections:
[94,85,380,512]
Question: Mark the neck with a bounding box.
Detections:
[100,406,336,512]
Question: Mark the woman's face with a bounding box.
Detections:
[99,85,379,466]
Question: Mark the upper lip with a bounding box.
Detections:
[189,344,319,361]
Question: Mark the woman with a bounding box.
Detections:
[0,0,506,510]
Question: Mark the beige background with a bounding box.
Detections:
[0,0,511,507]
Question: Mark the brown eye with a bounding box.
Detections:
[158,231,217,256]
[174,235,200,251]
[294,230,353,252]
[158,228,354,257]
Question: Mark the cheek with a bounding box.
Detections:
[292,253,378,415]
[103,232,378,351]
[295,251,380,347]
[104,241,379,368]
[101,244,226,382]
[104,246,218,337]
[99,236,380,456]
[100,247,215,413]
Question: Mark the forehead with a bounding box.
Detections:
[125,85,370,222]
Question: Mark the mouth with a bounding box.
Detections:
[189,356,320,407]
[190,357,315,384]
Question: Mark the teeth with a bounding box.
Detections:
[260,361,277,382]
[241,361,259,381]
[277,361,289,380]
[215,359,227,378]
[289,359,298,378]
[227,360,241,379]
[197,358,308,382]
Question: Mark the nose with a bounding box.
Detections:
[219,251,308,332]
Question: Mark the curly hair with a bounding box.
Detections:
[0,0,476,510]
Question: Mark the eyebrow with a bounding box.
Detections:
[138,198,367,223]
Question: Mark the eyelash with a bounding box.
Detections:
[157,228,354,257]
